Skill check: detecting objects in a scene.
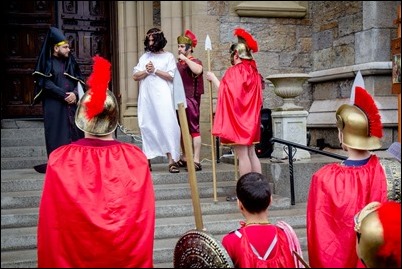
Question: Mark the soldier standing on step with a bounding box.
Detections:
[37,56,155,268]
[306,71,401,268]
[206,28,263,201]
[176,29,204,172]
[32,26,85,174]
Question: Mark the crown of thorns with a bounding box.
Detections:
[147,30,163,38]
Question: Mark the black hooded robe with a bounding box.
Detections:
[38,56,84,157]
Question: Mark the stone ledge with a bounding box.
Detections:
[307,96,398,127]
[234,1,307,18]
[308,62,392,83]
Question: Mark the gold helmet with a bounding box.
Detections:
[75,90,118,136]
[177,29,197,48]
[230,28,258,60]
[335,71,383,150]
[355,201,401,268]
[75,55,118,136]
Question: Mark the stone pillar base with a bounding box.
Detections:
[271,110,311,160]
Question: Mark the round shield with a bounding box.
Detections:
[173,229,234,268]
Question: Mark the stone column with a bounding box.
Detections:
[161,1,183,54]
[118,1,153,133]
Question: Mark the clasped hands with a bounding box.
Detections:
[145,61,157,75]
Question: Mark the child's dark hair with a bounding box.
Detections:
[236,172,271,213]
[144,28,167,52]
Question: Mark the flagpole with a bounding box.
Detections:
[205,35,218,202]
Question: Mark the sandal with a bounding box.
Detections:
[194,162,202,171]
[177,159,187,168]
[168,163,180,173]
[226,195,238,202]
[186,162,202,171]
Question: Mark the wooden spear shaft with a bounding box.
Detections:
[177,102,204,230]
[206,48,218,203]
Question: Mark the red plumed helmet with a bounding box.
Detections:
[75,55,119,136]
[185,29,197,48]
[177,29,198,48]
[357,201,401,268]
[234,28,258,53]
[85,55,111,119]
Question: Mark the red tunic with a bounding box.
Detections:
[222,222,302,268]
[307,155,388,268]
[37,138,155,268]
[212,60,262,145]
[177,57,204,135]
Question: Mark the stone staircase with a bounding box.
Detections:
[1,119,310,268]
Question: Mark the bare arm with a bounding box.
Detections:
[178,54,203,75]
[154,69,174,82]
[206,71,220,88]
[132,70,149,81]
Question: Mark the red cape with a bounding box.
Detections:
[37,138,155,268]
[212,60,262,145]
[307,155,388,268]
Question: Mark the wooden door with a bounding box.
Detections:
[57,1,112,78]
[2,1,114,119]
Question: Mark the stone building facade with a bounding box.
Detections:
[116,1,399,160]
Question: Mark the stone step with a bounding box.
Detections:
[0,128,45,139]
[1,207,306,251]
[1,137,46,147]
[0,163,238,183]
[1,249,37,268]
[0,124,140,170]
[1,163,238,191]
[1,157,48,170]
[1,194,292,229]
[1,227,309,268]
[1,204,307,268]
[1,179,238,210]
[1,119,45,129]
[1,146,47,158]
[1,170,45,192]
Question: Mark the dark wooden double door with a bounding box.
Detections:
[2,1,115,119]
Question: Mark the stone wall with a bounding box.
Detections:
[194,1,399,157]
[138,1,399,160]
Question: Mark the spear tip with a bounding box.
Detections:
[205,35,212,50]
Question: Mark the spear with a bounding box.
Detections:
[205,35,218,202]
[173,69,204,230]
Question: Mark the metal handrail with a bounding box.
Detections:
[270,137,347,205]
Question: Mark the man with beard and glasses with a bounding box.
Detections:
[32,26,85,173]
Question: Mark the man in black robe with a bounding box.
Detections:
[32,27,85,173]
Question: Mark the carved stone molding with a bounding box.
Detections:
[234,1,307,18]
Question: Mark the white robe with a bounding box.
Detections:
[133,51,181,162]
